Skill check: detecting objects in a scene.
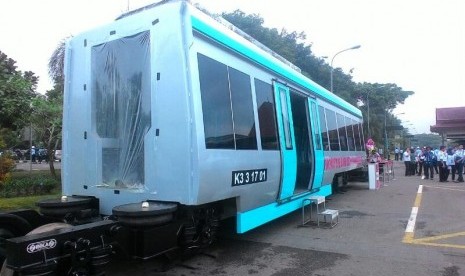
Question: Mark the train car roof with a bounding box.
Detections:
[186,3,362,117]
[116,0,362,117]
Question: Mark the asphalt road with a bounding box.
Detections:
[105,161,465,276]
[14,160,61,171]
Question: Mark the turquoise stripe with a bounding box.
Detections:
[236,185,332,233]
[190,15,362,118]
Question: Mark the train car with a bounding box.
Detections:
[0,0,366,274]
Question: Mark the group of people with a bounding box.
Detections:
[401,145,465,183]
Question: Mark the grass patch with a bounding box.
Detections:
[0,170,61,211]
[0,193,60,211]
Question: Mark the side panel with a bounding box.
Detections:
[273,82,297,200]
[309,99,324,189]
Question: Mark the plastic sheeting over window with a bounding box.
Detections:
[91,31,151,190]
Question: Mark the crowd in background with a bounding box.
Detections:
[396,145,465,183]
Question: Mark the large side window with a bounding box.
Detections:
[358,122,365,150]
[337,113,348,151]
[198,54,257,150]
[255,79,279,150]
[326,109,340,151]
[318,106,329,151]
[352,118,360,151]
[229,68,257,149]
[198,54,234,149]
[346,117,356,151]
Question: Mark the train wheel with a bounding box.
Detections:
[0,223,71,276]
[0,228,15,265]
[180,207,220,255]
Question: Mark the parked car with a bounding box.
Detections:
[54,150,62,162]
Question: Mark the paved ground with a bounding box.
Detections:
[106,161,465,276]
[14,160,61,171]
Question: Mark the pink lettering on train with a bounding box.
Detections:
[324,156,364,170]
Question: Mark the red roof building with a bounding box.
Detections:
[430,107,465,144]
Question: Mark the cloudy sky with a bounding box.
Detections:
[1,0,464,134]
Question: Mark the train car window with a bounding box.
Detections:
[326,109,340,151]
[279,88,293,149]
[255,79,279,150]
[336,113,348,151]
[352,119,361,151]
[318,106,330,151]
[358,122,365,150]
[229,67,257,150]
[310,102,322,150]
[198,54,234,149]
[346,117,356,151]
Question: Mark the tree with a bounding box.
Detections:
[34,39,68,178]
[0,51,38,141]
[30,90,62,178]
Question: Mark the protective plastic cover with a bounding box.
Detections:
[91,31,151,190]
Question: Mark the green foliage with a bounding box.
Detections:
[0,155,15,183]
[0,136,16,182]
[413,133,442,149]
[0,175,59,198]
[0,51,38,131]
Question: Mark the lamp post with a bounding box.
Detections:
[330,45,361,93]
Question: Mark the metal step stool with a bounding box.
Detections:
[302,196,325,227]
[317,209,339,228]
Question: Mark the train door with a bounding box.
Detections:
[273,82,297,200]
[290,93,314,194]
[308,99,324,189]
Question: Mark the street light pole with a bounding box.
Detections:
[367,91,371,138]
[330,45,361,93]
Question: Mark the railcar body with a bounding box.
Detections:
[1,0,366,274]
[63,0,364,230]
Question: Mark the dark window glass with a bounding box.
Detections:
[318,106,330,151]
[337,113,348,151]
[255,79,279,150]
[326,110,340,151]
[359,122,365,150]
[198,54,234,149]
[346,117,356,151]
[229,67,257,149]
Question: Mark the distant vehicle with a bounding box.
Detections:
[54,149,62,162]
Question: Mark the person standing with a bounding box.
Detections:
[445,147,455,182]
[31,146,37,163]
[418,147,425,177]
[423,147,435,180]
[437,146,447,182]
[403,148,411,176]
[455,145,464,182]
[432,148,439,174]
[395,147,400,161]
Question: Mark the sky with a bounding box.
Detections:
[1,0,464,134]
